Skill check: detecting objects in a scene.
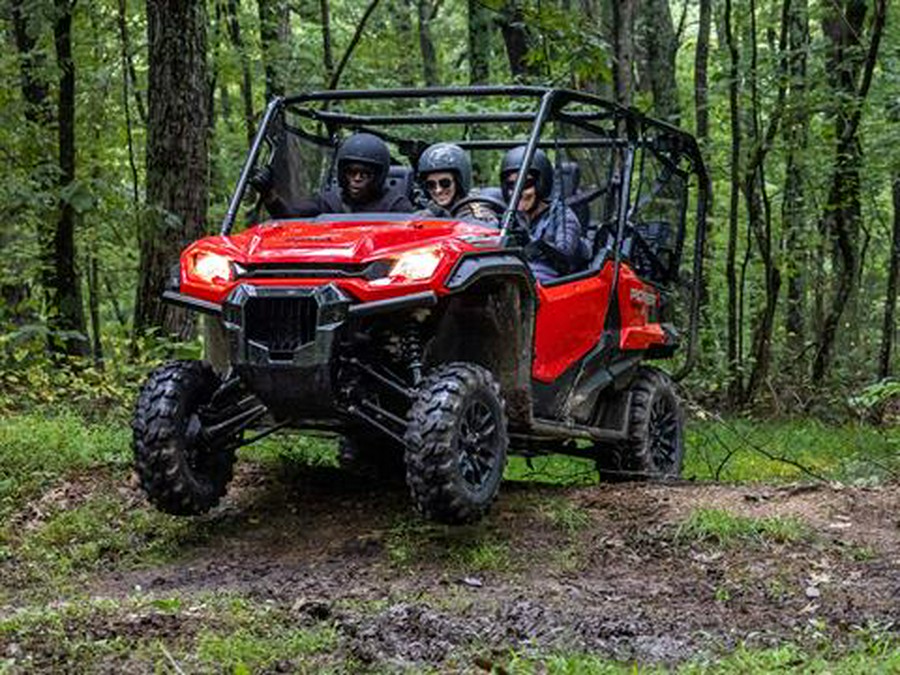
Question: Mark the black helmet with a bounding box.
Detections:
[335,133,391,188]
[500,146,553,201]
[417,143,472,194]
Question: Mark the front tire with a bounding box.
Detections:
[132,360,237,515]
[595,366,684,481]
[404,363,508,524]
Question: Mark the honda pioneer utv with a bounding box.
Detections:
[132,87,709,524]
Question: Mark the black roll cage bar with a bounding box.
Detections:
[220,86,709,378]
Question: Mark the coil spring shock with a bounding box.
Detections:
[402,322,423,385]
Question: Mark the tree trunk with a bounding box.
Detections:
[257,0,292,99]
[640,0,680,124]
[225,0,255,146]
[136,0,209,340]
[50,0,88,356]
[468,0,490,85]
[724,0,741,405]
[391,0,417,88]
[611,0,636,107]
[812,0,886,382]
[694,0,710,144]
[782,0,809,357]
[879,173,900,378]
[320,0,334,84]
[417,0,439,87]
[497,1,538,81]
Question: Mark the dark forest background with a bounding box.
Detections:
[1,0,898,417]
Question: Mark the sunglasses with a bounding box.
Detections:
[425,177,454,192]
[344,166,375,180]
[504,176,536,192]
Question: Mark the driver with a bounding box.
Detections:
[501,146,586,282]
[253,132,414,217]
[417,143,497,223]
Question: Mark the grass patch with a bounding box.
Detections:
[685,417,899,483]
[0,592,345,674]
[503,635,900,673]
[0,411,130,519]
[537,497,593,534]
[675,507,810,547]
[384,517,512,572]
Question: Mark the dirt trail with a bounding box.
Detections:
[82,466,900,668]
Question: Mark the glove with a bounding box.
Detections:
[248,165,273,196]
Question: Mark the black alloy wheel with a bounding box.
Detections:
[405,363,508,524]
[132,360,237,515]
[595,366,684,481]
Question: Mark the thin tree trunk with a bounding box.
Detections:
[879,174,900,378]
[611,0,636,107]
[694,0,710,144]
[497,1,538,81]
[320,0,334,84]
[391,0,417,88]
[116,0,147,124]
[782,0,808,356]
[640,0,680,124]
[136,0,209,340]
[225,0,255,146]
[724,0,741,404]
[258,0,292,99]
[88,255,103,367]
[468,0,490,85]
[328,0,381,90]
[50,0,88,356]
[813,0,886,382]
[417,0,440,87]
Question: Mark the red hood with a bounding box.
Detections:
[203,216,500,264]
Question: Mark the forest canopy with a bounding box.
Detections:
[1,0,898,413]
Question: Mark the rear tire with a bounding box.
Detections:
[132,360,237,515]
[404,363,508,524]
[595,366,684,481]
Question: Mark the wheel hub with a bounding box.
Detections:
[457,399,498,490]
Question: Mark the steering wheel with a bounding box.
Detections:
[449,194,509,219]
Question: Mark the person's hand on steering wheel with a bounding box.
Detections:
[449,194,507,226]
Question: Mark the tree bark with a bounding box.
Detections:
[724,0,741,404]
[136,0,209,340]
[320,0,334,84]
[257,0,292,99]
[611,0,636,107]
[225,0,255,146]
[391,0,417,88]
[468,0,490,85]
[497,1,538,81]
[879,173,900,378]
[782,0,808,356]
[694,0,710,145]
[417,0,440,87]
[640,0,680,124]
[50,0,88,355]
[812,0,886,382]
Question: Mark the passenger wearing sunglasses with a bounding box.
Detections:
[500,146,587,282]
[251,132,414,217]
[416,143,498,223]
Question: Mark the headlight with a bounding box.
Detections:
[190,251,233,284]
[389,247,442,281]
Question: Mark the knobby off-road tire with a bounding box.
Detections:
[338,435,406,483]
[132,360,237,515]
[595,366,684,481]
[404,363,508,524]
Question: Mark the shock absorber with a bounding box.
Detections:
[402,321,424,385]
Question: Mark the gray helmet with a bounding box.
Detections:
[418,143,472,195]
[336,133,391,188]
[500,146,553,201]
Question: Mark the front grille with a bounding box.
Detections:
[244,295,318,355]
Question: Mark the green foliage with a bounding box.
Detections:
[384,517,512,572]
[195,625,338,672]
[675,508,809,547]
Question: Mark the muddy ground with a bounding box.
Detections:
[3,462,899,672]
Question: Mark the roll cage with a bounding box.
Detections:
[220,86,710,377]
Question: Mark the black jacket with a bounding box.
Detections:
[266,187,414,218]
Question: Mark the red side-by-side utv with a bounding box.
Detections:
[132,87,708,524]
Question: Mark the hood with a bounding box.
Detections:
[206,215,500,264]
